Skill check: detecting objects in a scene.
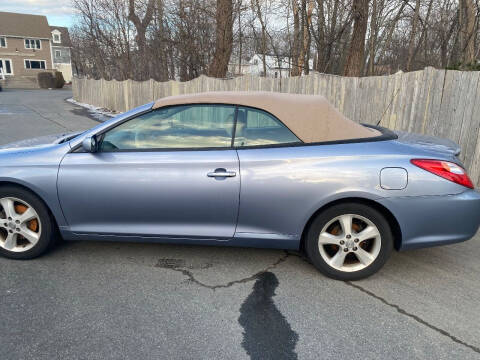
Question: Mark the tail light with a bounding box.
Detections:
[411,159,474,189]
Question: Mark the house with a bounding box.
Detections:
[0,11,73,88]
[247,54,292,78]
[227,61,253,77]
[228,54,315,78]
[50,26,73,82]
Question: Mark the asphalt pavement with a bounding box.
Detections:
[0,88,479,359]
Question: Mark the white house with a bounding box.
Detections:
[229,54,314,78]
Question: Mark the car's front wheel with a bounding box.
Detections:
[0,186,55,259]
[305,203,393,280]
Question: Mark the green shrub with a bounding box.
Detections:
[37,72,55,89]
[446,62,480,71]
[54,71,65,88]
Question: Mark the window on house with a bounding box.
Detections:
[55,50,61,58]
[0,59,13,75]
[0,37,6,48]
[53,34,61,43]
[25,39,41,49]
[254,59,258,65]
[25,60,46,69]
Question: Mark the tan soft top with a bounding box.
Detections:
[153,91,380,143]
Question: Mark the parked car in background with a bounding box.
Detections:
[0,92,479,280]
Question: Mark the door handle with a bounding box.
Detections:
[207,169,236,178]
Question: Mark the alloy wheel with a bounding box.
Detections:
[0,197,42,252]
[318,213,381,272]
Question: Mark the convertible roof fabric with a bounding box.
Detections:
[152,91,380,143]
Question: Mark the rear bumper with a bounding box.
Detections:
[377,190,480,250]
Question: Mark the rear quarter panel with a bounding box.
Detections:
[235,140,468,239]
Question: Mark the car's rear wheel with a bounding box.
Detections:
[305,203,393,280]
[0,186,55,259]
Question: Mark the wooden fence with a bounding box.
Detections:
[72,67,480,185]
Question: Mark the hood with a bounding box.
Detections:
[0,132,82,150]
[394,130,461,156]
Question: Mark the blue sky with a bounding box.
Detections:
[0,0,76,27]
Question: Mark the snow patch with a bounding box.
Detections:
[66,98,121,122]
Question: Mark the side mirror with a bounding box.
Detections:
[82,135,98,153]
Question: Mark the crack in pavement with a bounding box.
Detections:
[22,103,71,131]
[156,249,480,354]
[345,281,480,355]
[155,252,290,290]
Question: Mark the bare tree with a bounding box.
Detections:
[377,1,407,71]
[343,0,368,76]
[209,0,234,77]
[150,0,170,81]
[298,0,314,74]
[406,0,421,71]
[251,0,268,76]
[70,0,480,81]
[367,0,377,75]
[128,0,156,80]
[290,0,302,76]
[459,0,476,63]
[311,1,352,74]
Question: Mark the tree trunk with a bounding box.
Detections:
[291,0,302,76]
[251,0,268,76]
[343,0,368,77]
[367,0,377,75]
[128,0,156,80]
[298,0,314,75]
[460,0,476,63]
[155,0,169,81]
[324,0,339,73]
[440,17,457,68]
[208,0,234,78]
[237,1,242,75]
[314,0,326,72]
[406,0,421,72]
[178,0,188,81]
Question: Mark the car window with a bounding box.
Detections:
[100,104,236,151]
[234,107,301,147]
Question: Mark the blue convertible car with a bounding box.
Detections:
[0,92,479,280]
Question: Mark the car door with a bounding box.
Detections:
[232,106,305,240]
[58,104,240,240]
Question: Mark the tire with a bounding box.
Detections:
[305,203,393,281]
[0,186,56,259]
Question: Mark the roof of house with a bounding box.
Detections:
[152,92,380,143]
[0,12,51,38]
[50,26,72,47]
